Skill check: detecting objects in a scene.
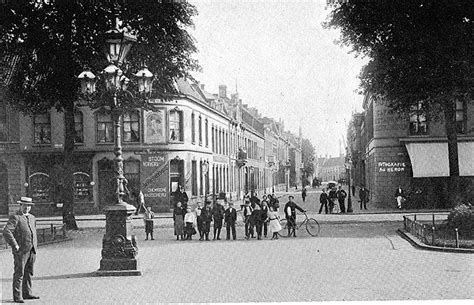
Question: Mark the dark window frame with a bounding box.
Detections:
[33,113,51,145]
[169,109,183,142]
[122,110,140,143]
[96,110,114,143]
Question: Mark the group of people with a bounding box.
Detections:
[318,184,371,213]
[172,193,306,241]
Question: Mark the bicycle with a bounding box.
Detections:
[278,211,320,237]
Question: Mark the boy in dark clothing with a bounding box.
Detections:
[211,201,225,240]
[224,202,237,240]
[319,188,329,214]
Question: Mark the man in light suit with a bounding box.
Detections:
[3,197,40,303]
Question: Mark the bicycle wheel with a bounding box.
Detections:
[305,218,320,237]
[277,218,288,237]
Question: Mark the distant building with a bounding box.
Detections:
[315,155,346,183]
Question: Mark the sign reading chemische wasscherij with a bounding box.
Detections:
[140,153,169,212]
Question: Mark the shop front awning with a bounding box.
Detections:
[402,140,474,177]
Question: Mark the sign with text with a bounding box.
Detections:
[141,153,169,211]
[378,161,406,173]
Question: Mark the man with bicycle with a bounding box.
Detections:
[284,195,306,237]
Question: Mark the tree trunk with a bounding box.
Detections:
[443,101,461,207]
[62,101,79,230]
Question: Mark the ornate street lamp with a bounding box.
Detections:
[78,23,153,276]
[344,159,353,213]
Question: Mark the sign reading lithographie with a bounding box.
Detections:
[378,161,406,173]
[140,153,169,211]
[144,109,166,144]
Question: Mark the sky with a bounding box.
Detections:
[189,0,368,158]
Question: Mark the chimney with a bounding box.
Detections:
[219,85,227,98]
[200,84,205,90]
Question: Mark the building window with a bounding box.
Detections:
[191,160,197,196]
[409,103,428,135]
[33,113,51,144]
[198,115,202,145]
[211,126,215,152]
[191,113,195,144]
[123,111,140,142]
[29,172,51,202]
[199,161,203,196]
[73,172,92,201]
[205,119,208,147]
[169,109,183,142]
[97,111,114,143]
[456,100,466,134]
[74,111,84,144]
[0,103,7,141]
[124,159,140,194]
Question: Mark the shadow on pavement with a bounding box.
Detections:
[1,272,95,283]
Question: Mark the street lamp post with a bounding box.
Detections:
[202,160,209,202]
[344,160,353,213]
[78,25,153,276]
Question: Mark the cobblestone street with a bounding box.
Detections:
[1,218,472,304]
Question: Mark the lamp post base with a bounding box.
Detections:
[97,202,141,276]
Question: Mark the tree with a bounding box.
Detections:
[325,0,473,206]
[301,138,315,186]
[0,1,199,228]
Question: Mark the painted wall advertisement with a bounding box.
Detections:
[378,161,406,173]
[140,153,169,211]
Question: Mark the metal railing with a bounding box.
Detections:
[403,213,469,249]
[1,224,67,250]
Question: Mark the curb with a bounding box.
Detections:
[0,237,73,253]
[397,229,474,254]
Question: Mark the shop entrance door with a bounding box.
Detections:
[169,159,184,209]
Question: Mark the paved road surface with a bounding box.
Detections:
[1,221,471,304]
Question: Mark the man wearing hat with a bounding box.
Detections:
[3,197,40,303]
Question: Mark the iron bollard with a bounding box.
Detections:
[62,225,66,238]
[414,214,417,222]
[53,227,57,240]
[432,214,435,228]
[403,216,407,230]
[42,228,45,243]
[455,228,459,248]
[51,224,54,236]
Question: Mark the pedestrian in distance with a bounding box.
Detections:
[302,187,307,202]
[144,206,155,240]
[394,185,405,209]
[319,188,329,214]
[211,200,225,240]
[268,206,282,240]
[243,200,254,239]
[359,185,370,210]
[134,190,146,215]
[269,193,280,211]
[261,198,269,238]
[250,191,260,209]
[224,202,237,240]
[200,202,212,241]
[184,207,196,240]
[336,185,347,214]
[328,187,337,213]
[351,185,356,197]
[3,197,40,303]
[284,195,305,237]
[173,201,185,240]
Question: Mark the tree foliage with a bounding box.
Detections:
[325,0,473,205]
[325,0,473,112]
[301,138,315,177]
[0,1,199,227]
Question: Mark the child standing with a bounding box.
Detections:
[144,206,155,240]
[268,206,282,240]
[184,207,196,240]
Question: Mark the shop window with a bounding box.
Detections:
[169,109,183,142]
[0,103,7,141]
[123,111,140,142]
[33,113,51,144]
[211,126,215,152]
[191,112,195,144]
[191,160,197,196]
[199,161,203,196]
[73,172,92,201]
[409,103,428,135]
[97,111,114,143]
[74,111,84,144]
[456,100,466,134]
[29,172,51,202]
